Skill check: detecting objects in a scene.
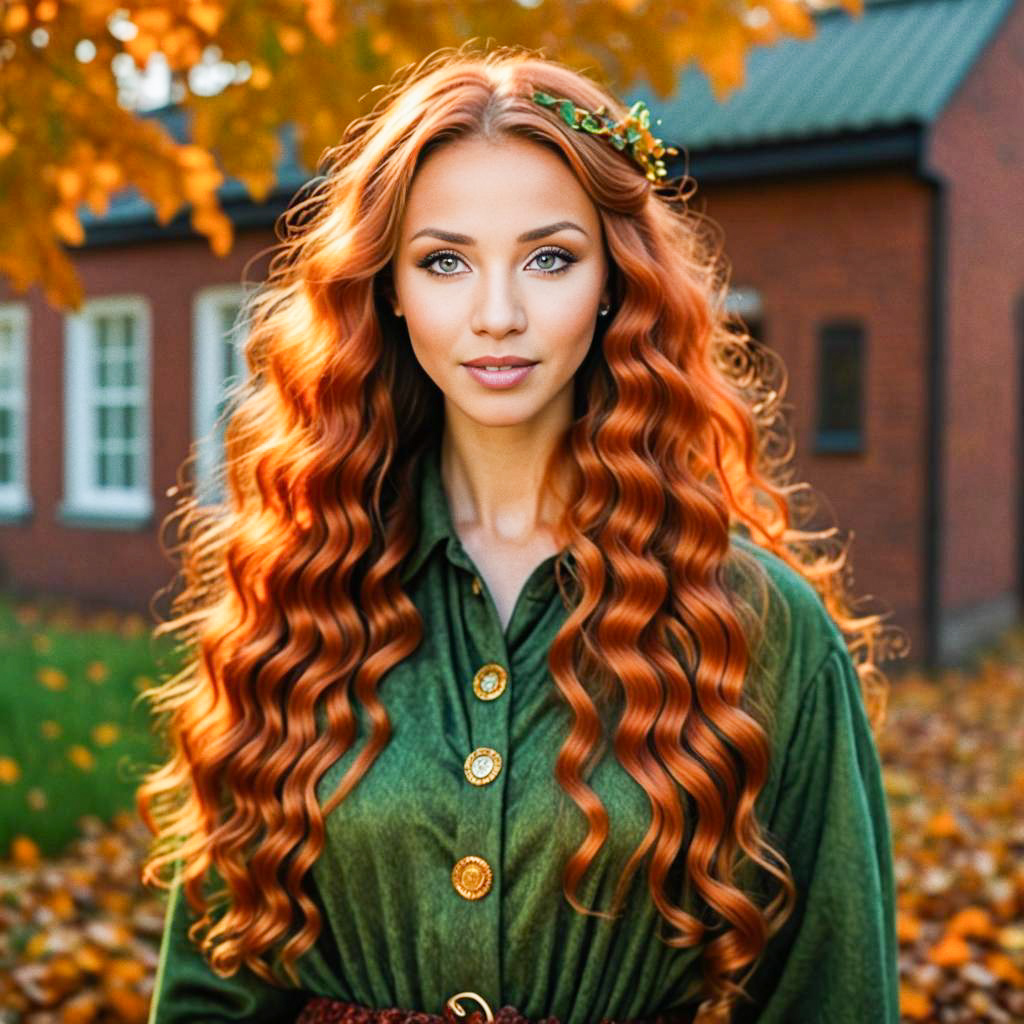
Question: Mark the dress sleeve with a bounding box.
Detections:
[147,867,311,1024]
[732,641,900,1024]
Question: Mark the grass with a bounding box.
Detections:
[0,592,178,859]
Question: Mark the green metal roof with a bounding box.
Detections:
[630,0,1016,150]
[79,0,1016,241]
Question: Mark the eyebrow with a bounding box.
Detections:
[409,220,589,245]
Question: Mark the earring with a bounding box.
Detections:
[599,303,610,317]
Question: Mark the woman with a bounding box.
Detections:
[139,42,906,1024]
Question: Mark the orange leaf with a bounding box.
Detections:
[947,906,995,940]
[61,990,102,1024]
[896,911,922,944]
[2,3,30,33]
[104,986,150,1021]
[71,943,106,974]
[37,665,69,690]
[925,808,960,839]
[106,957,147,984]
[187,2,225,36]
[9,834,40,866]
[67,745,95,771]
[928,933,971,967]
[899,982,932,1020]
[764,0,816,38]
[133,7,173,34]
[91,723,120,746]
[44,890,76,921]
[985,951,1024,987]
[0,756,21,784]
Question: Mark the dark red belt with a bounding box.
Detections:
[296,990,693,1024]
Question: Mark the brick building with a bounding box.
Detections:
[0,0,1019,668]
[632,0,1023,667]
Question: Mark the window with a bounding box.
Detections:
[815,319,865,454]
[724,286,765,345]
[62,295,152,523]
[192,285,251,505]
[0,304,30,517]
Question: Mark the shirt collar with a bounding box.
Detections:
[399,436,453,585]
[398,436,572,595]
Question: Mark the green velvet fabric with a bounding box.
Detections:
[148,438,899,1024]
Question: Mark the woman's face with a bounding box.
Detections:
[391,136,609,432]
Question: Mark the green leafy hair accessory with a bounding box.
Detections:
[531,90,679,182]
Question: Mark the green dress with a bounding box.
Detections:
[147,439,899,1024]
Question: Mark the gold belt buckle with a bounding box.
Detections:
[445,991,494,1022]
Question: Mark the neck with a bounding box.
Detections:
[438,418,572,548]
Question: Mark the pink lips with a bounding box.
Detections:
[463,363,537,389]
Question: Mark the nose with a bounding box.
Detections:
[469,276,527,338]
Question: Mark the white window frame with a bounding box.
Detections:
[725,286,763,320]
[0,303,31,517]
[61,294,152,524]
[192,284,252,506]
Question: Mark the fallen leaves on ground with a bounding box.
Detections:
[879,628,1024,1022]
[0,812,163,1023]
[0,630,1023,1022]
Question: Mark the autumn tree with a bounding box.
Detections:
[0,0,862,311]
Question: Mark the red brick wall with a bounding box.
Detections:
[692,171,932,664]
[927,0,1024,629]
[0,231,273,613]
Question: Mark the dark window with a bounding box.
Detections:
[815,320,865,453]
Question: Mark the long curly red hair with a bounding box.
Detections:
[136,41,908,1022]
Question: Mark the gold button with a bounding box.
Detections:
[452,854,493,900]
[464,746,502,786]
[471,576,482,595]
[472,663,507,700]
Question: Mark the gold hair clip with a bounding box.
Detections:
[531,90,678,182]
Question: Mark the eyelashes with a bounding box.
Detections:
[416,246,578,278]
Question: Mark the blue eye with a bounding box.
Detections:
[416,246,577,278]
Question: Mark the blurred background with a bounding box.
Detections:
[0,0,1022,1020]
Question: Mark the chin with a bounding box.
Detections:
[453,395,543,428]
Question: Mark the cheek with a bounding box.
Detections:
[401,278,463,334]
[541,302,599,356]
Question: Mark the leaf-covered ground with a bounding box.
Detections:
[1,627,1023,1022]
[878,625,1024,1022]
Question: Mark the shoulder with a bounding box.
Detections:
[723,531,850,724]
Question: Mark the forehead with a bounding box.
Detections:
[400,136,598,236]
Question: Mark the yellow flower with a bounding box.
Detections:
[26,787,47,810]
[40,720,61,739]
[31,633,52,653]
[91,723,120,746]
[67,745,95,771]
[10,835,40,866]
[37,666,68,690]
[133,674,157,692]
[0,756,20,784]
[85,660,109,684]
